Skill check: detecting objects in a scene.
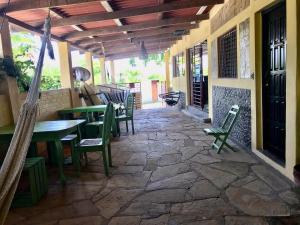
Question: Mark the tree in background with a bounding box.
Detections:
[11,31,62,92]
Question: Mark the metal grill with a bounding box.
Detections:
[218,28,237,78]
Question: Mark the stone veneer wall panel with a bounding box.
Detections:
[239,18,251,79]
[212,86,251,149]
[211,0,250,33]
[211,39,218,79]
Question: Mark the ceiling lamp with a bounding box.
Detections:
[139,41,148,60]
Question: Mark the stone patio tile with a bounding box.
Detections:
[6,108,300,225]
[150,163,190,182]
[187,180,220,200]
[147,171,198,191]
[21,200,99,225]
[252,165,292,191]
[192,164,237,188]
[111,166,144,174]
[135,189,186,203]
[189,154,221,164]
[140,214,169,225]
[231,174,257,187]
[209,161,249,178]
[108,216,141,225]
[120,202,170,218]
[126,153,147,166]
[210,149,258,164]
[95,189,142,219]
[158,153,182,166]
[226,187,290,216]
[279,190,300,205]
[224,216,268,225]
[242,179,273,195]
[194,140,210,147]
[181,146,202,161]
[59,216,104,225]
[107,171,151,188]
[171,198,237,218]
[184,220,219,225]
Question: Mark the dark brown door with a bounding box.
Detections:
[262,2,286,161]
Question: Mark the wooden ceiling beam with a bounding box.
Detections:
[104,41,175,54]
[88,38,178,52]
[64,15,203,39]
[78,26,189,46]
[51,0,223,27]
[0,0,106,13]
[105,48,168,60]
[6,16,98,57]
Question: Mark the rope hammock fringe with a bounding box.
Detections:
[0,15,54,224]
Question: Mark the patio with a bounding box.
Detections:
[5,108,300,225]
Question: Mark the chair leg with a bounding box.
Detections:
[126,120,129,133]
[73,148,81,177]
[102,148,109,177]
[108,143,113,167]
[131,119,135,135]
[116,120,121,136]
[84,152,88,166]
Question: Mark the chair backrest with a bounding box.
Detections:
[101,102,114,145]
[221,105,240,132]
[125,94,134,117]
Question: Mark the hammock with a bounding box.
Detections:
[159,91,180,106]
[0,16,53,224]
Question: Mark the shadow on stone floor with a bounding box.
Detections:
[5,108,300,225]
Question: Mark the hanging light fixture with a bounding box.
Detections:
[139,41,148,60]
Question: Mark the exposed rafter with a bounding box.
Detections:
[51,0,223,27]
[0,0,107,13]
[64,15,204,39]
[77,25,192,46]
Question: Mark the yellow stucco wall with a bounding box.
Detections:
[169,0,300,180]
[0,95,12,126]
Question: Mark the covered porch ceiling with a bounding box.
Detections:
[0,0,224,60]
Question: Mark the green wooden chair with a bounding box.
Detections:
[74,102,114,176]
[115,94,135,135]
[203,105,240,154]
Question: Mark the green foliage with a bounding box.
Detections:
[40,67,61,91]
[10,31,62,91]
[123,69,141,83]
[147,73,163,81]
[93,59,101,85]
[143,53,164,66]
[129,58,136,67]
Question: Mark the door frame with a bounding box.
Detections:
[258,1,287,163]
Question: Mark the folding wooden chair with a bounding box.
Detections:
[204,105,240,153]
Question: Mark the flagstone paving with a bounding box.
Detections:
[5,108,300,225]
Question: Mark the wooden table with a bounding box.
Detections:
[58,105,107,116]
[0,120,86,184]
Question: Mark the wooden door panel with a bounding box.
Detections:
[262,2,286,160]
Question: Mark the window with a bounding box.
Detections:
[218,28,237,78]
[173,52,185,77]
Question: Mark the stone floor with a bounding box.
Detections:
[5,108,300,225]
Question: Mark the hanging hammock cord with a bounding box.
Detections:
[0,9,54,224]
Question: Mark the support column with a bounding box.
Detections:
[85,52,94,85]
[99,57,107,84]
[58,42,73,89]
[164,51,171,92]
[0,17,20,124]
[109,60,116,84]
